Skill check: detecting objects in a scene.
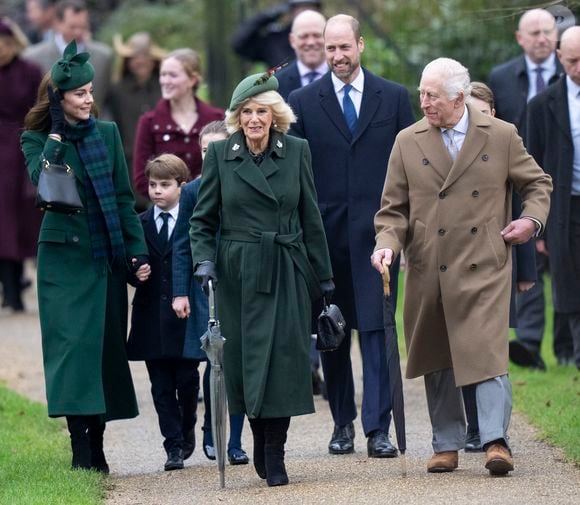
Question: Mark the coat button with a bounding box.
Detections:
[154,124,159,130]
[470,264,478,271]
[439,191,447,199]
[482,154,489,161]
[72,235,79,243]
[472,190,479,197]
[184,137,190,143]
[438,228,446,236]
[440,265,447,272]
[422,158,429,165]
[161,294,168,300]
[471,227,478,234]
[186,153,192,159]
[163,134,170,141]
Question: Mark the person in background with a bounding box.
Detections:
[189,73,333,486]
[23,0,113,112]
[126,154,198,472]
[231,0,322,68]
[275,9,327,101]
[489,8,573,369]
[24,0,56,44]
[372,57,552,475]
[21,40,149,472]
[133,48,223,199]
[0,17,43,312]
[109,32,164,210]
[461,81,536,452]
[172,120,249,466]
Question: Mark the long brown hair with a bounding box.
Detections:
[24,73,99,132]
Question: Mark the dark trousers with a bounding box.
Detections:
[515,247,574,360]
[145,358,200,452]
[0,259,24,310]
[320,327,392,436]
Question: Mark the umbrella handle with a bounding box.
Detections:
[208,279,216,321]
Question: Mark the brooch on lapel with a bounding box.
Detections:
[232,144,240,151]
[276,140,283,148]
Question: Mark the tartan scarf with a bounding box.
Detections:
[65,117,125,267]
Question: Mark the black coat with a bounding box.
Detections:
[127,208,188,360]
[289,69,415,332]
[276,61,301,101]
[527,76,580,313]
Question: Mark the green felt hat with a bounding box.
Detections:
[229,72,279,111]
[51,40,95,91]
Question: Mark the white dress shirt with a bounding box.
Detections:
[297,60,328,88]
[525,53,557,101]
[440,106,469,153]
[331,69,365,116]
[153,204,179,239]
[566,76,580,195]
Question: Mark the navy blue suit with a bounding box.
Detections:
[276,61,301,101]
[288,69,414,436]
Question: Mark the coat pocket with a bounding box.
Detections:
[485,218,509,268]
[38,229,67,244]
[405,220,426,272]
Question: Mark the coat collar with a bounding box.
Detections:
[150,97,224,133]
[412,104,491,189]
[547,76,572,142]
[141,207,170,256]
[224,130,286,203]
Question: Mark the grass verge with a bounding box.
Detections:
[0,384,104,505]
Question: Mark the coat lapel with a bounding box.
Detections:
[442,105,490,191]
[319,74,352,143]
[141,208,163,256]
[548,78,572,142]
[352,70,381,144]
[413,119,451,182]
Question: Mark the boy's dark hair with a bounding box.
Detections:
[145,153,190,184]
[199,120,228,141]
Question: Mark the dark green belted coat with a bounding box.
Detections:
[21,121,147,420]
[189,130,332,419]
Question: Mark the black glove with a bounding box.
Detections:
[320,279,335,305]
[47,85,67,138]
[129,255,149,273]
[194,261,217,296]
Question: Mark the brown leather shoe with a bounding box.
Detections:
[427,451,458,473]
[485,443,514,475]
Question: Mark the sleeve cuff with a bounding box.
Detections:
[522,217,543,237]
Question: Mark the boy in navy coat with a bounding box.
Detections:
[127,154,199,471]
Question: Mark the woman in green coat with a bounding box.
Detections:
[190,73,333,487]
[20,41,149,473]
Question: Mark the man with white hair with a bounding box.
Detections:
[372,58,552,475]
[526,26,580,370]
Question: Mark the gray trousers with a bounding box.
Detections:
[424,369,512,453]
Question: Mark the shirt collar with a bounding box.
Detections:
[524,52,556,73]
[331,67,365,95]
[296,59,328,79]
[154,203,179,221]
[566,75,580,98]
[441,105,469,135]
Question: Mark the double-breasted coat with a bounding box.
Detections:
[527,77,580,314]
[132,98,224,198]
[189,130,332,418]
[21,121,147,419]
[374,105,552,386]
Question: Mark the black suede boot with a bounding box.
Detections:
[264,417,290,487]
[248,418,266,479]
[88,416,109,474]
[66,416,92,470]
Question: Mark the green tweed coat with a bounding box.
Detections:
[21,121,147,420]
[190,130,332,419]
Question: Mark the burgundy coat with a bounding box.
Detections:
[0,57,43,260]
[132,97,224,197]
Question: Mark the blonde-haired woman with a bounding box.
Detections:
[133,48,223,198]
[190,73,333,487]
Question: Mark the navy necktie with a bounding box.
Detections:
[304,71,318,84]
[535,66,546,95]
[343,84,358,134]
[158,212,170,247]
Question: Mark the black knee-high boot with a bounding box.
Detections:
[264,417,290,487]
[88,416,109,474]
[248,418,266,479]
[66,416,92,470]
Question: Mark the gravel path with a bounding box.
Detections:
[1,264,578,505]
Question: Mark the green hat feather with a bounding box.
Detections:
[229,72,279,111]
[51,40,95,91]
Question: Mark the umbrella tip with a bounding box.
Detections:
[400,452,408,478]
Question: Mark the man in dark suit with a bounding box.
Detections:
[489,8,573,369]
[526,26,580,370]
[276,9,327,101]
[288,14,414,458]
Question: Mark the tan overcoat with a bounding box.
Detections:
[374,105,552,386]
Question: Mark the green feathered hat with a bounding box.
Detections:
[229,72,279,111]
[51,40,95,91]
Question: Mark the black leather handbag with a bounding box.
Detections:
[316,298,346,352]
[36,157,83,214]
